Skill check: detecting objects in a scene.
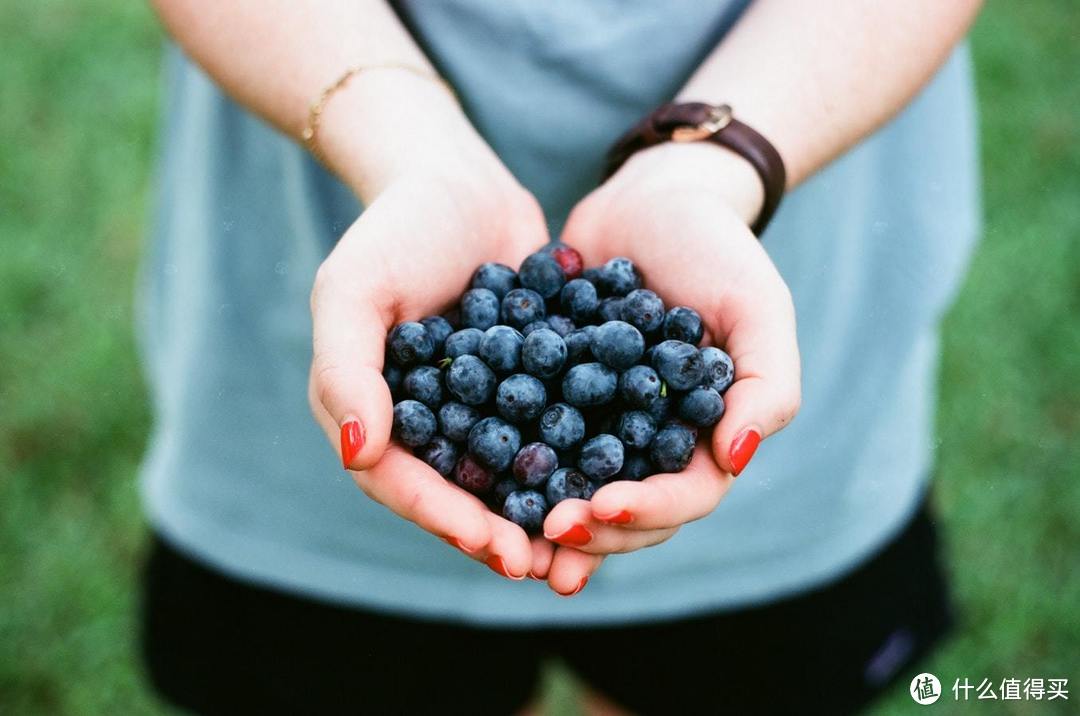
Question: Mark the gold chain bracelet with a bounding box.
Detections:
[301,62,457,162]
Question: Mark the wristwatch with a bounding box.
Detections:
[603,102,787,236]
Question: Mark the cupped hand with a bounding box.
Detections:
[540,142,802,589]
[308,153,555,581]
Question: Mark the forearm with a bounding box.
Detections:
[151,0,486,201]
[679,0,982,189]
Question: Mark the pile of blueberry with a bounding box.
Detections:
[384,246,734,535]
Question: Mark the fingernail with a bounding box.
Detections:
[597,510,633,525]
[527,570,543,581]
[557,576,589,597]
[730,428,761,476]
[545,524,593,547]
[486,555,525,581]
[442,536,475,555]
[340,420,365,469]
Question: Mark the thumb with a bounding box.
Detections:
[309,268,394,471]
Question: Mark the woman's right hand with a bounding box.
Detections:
[308,85,555,581]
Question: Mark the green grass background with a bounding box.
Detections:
[1,1,1077,713]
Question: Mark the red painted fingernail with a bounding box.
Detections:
[486,555,525,581]
[442,536,475,555]
[557,576,589,597]
[340,420,365,469]
[597,510,633,525]
[730,428,761,476]
[546,524,593,547]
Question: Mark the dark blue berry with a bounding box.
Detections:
[617,450,654,481]
[650,423,696,472]
[493,478,518,506]
[512,442,558,488]
[383,361,404,396]
[619,365,662,408]
[616,410,658,449]
[415,436,460,477]
[388,322,434,367]
[538,403,586,449]
[522,320,550,336]
[518,252,566,299]
[496,374,547,423]
[546,467,594,505]
[453,453,496,495]
[438,401,480,442]
[598,257,642,296]
[446,354,496,405]
[597,296,625,323]
[420,315,454,356]
[652,340,706,391]
[678,387,725,427]
[403,365,443,409]
[478,325,524,374]
[564,327,596,365]
[471,262,517,299]
[582,266,604,287]
[560,278,599,323]
[620,289,665,333]
[562,362,618,407]
[521,328,567,379]
[546,314,575,337]
[502,490,549,533]
[645,394,673,423]
[392,399,437,447]
[460,288,501,330]
[444,328,483,359]
[700,346,735,393]
[500,287,546,329]
[578,433,625,481]
[663,307,704,345]
[467,417,521,472]
[592,320,645,370]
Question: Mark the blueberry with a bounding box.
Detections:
[678,387,726,427]
[619,365,662,408]
[597,296,625,323]
[471,262,517,299]
[650,423,696,472]
[453,453,496,495]
[388,322,434,367]
[663,307,704,345]
[392,399,437,447]
[502,490,549,534]
[403,365,443,409]
[478,325,524,374]
[598,257,642,296]
[438,401,480,442]
[620,289,665,333]
[564,327,596,365]
[560,278,599,323]
[467,417,521,472]
[522,320,551,336]
[500,287,546,329]
[578,433,625,481]
[493,478,518,506]
[591,321,645,370]
[562,362,618,407]
[420,315,454,356]
[518,252,566,299]
[546,467,594,505]
[496,373,547,423]
[444,328,484,359]
[521,328,567,379]
[460,288,501,330]
[547,244,584,279]
[700,346,735,393]
[546,314,576,337]
[538,403,586,449]
[415,436,460,477]
[645,394,673,423]
[582,266,604,287]
[446,354,496,405]
[652,340,706,391]
[383,361,404,396]
[616,410,658,449]
[512,442,559,488]
[617,450,654,481]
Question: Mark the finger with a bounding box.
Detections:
[588,448,733,529]
[547,547,604,597]
[528,535,555,580]
[543,499,678,554]
[478,510,532,580]
[359,445,492,552]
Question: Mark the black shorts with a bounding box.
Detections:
[141,501,953,715]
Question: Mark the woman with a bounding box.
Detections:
[140,0,982,713]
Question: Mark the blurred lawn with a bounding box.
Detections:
[1,1,1077,714]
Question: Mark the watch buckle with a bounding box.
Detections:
[671,104,733,142]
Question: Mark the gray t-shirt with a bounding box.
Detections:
[140,0,980,625]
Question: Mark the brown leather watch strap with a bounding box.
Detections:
[603,102,787,236]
